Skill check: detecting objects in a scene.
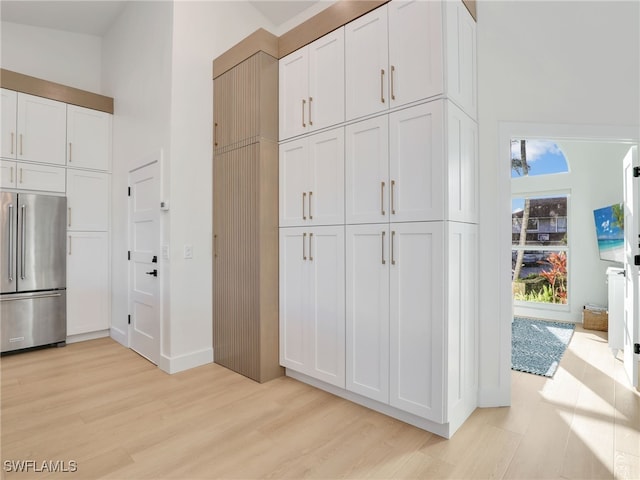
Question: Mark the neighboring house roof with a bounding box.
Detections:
[512,197,567,219]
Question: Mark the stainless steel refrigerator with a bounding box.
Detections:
[1,192,67,353]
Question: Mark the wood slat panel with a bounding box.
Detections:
[213,28,278,79]
[1,69,114,113]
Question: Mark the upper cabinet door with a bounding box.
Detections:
[345,6,389,121]
[279,49,309,141]
[388,0,444,107]
[308,128,344,226]
[67,105,112,171]
[308,28,345,133]
[279,138,309,227]
[1,89,17,159]
[66,169,110,231]
[17,93,66,165]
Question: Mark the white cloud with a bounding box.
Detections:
[511,140,562,163]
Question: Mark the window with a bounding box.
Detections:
[511,139,569,178]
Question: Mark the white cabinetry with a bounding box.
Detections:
[279,226,345,387]
[66,105,112,170]
[1,89,17,159]
[279,28,344,140]
[15,162,66,192]
[66,169,110,231]
[67,231,110,335]
[0,160,16,188]
[280,127,344,227]
[16,93,66,165]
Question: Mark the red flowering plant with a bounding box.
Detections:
[537,252,567,304]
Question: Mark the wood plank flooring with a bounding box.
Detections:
[1,325,638,479]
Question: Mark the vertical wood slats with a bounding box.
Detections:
[213,52,281,383]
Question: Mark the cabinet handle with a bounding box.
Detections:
[391,230,396,265]
[69,142,72,162]
[19,134,23,156]
[309,232,313,261]
[381,181,386,216]
[302,192,307,220]
[309,191,313,220]
[213,234,218,258]
[10,132,14,155]
[214,123,218,147]
[68,207,71,227]
[391,180,396,215]
[382,230,386,265]
[380,69,385,104]
[303,232,307,260]
[308,97,313,126]
[19,168,23,184]
[302,99,307,128]
[68,235,72,256]
[391,65,396,101]
[10,166,13,183]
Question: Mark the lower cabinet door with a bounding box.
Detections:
[346,223,390,403]
[389,222,445,422]
[67,231,109,336]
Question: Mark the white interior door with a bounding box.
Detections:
[129,162,160,364]
[622,146,639,387]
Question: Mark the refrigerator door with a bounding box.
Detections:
[1,192,18,294]
[16,194,67,292]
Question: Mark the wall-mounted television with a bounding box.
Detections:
[593,203,624,263]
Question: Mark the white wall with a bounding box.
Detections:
[1,22,102,92]
[512,141,631,322]
[477,0,640,405]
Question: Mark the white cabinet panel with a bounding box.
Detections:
[1,89,17,159]
[280,226,345,387]
[16,162,65,192]
[280,28,345,141]
[67,105,112,171]
[346,223,390,403]
[67,231,110,335]
[345,115,389,224]
[389,222,445,422]
[389,102,444,222]
[345,6,389,121]
[279,128,344,227]
[0,160,16,188]
[17,93,66,165]
[66,169,110,231]
[388,0,443,107]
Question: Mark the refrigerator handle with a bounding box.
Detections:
[8,204,14,282]
[20,204,26,280]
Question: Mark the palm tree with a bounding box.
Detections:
[512,140,530,283]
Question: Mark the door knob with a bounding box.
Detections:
[145,269,158,277]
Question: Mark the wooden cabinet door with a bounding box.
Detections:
[66,105,111,171]
[279,137,309,227]
[279,48,309,141]
[67,231,110,335]
[308,127,344,226]
[16,162,65,192]
[345,5,389,121]
[1,89,17,159]
[279,227,310,373]
[308,226,345,387]
[346,223,389,403]
[0,160,16,188]
[388,0,443,108]
[17,93,66,165]
[389,221,444,422]
[345,115,388,224]
[66,169,110,231]
[308,28,345,133]
[389,102,444,222]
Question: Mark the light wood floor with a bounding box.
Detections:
[1,325,638,479]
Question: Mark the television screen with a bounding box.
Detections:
[593,203,624,263]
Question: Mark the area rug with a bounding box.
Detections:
[512,317,575,377]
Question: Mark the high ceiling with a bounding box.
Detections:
[0,1,320,37]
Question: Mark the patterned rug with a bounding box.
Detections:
[512,317,575,377]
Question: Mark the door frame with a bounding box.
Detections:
[494,122,639,404]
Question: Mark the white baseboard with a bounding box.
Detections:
[109,326,128,347]
[66,330,110,344]
[158,347,213,374]
[477,386,511,408]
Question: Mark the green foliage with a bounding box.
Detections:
[611,203,624,230]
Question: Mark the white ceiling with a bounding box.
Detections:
[0,1,319,37]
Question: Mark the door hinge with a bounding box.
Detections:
[128,186,131,196]
[128,314,131,325]
[128,251,131,261]
[635,343,640,355]
[635,255,640,266]
[634,166,640,178]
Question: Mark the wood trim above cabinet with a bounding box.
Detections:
[213,28,279,79]
[462,0,477,21]
[1,69,114,114]
[278,0,389,58]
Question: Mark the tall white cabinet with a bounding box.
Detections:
[278,0,478,438]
